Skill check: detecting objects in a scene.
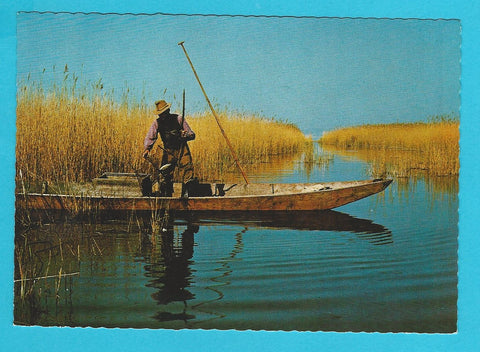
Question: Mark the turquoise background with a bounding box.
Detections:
[1,1,478,351]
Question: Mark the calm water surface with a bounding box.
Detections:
[14,147,458,332]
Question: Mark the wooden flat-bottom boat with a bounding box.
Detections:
[16,173,392,212]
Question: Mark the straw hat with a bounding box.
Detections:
[154,100,171,115]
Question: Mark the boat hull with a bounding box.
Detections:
[16,179,392,212]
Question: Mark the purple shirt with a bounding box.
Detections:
[144,115,195,151]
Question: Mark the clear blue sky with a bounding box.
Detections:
[17,13,460,137]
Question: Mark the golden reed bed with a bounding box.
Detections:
[16,75,309,189]
[319,119,459,178]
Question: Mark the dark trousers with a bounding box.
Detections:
[160,144,194,196]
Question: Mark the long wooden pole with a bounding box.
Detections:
[178,41,250,184]
[181,89,185,127]
[174,89,187,181]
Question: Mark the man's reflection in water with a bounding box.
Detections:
[140,213,199,323]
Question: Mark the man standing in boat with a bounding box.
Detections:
[143,99,195,196]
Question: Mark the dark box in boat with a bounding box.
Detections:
[182,182,214,197]
[141,176,153,196]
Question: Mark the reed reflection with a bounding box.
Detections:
[321,144,459,198]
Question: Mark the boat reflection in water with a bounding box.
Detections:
[185,210,393,245]
[139,210,393,325]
